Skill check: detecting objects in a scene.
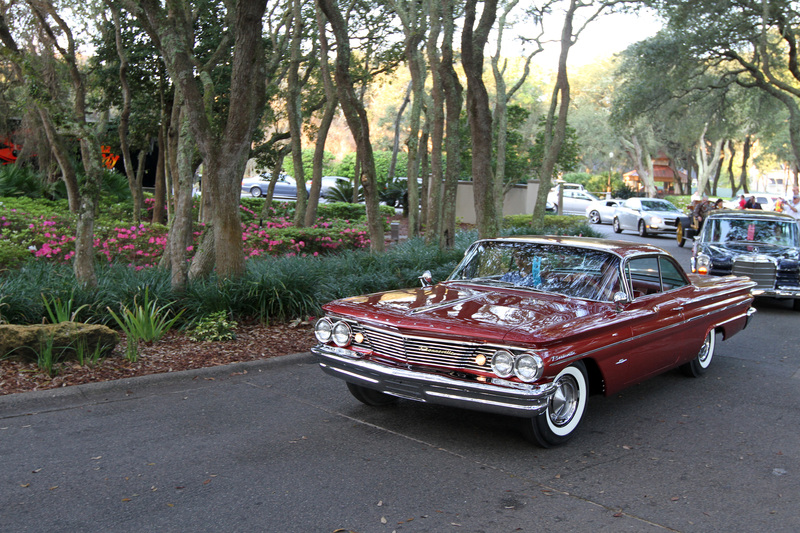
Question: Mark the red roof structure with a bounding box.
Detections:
[623,154,688,194]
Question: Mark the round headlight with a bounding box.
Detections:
[696,253,711,274]
[514,354,543,382]
[491,350,514,378]
[314,318,333,343]
[332,321,353,347]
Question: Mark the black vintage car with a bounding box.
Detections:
[691,209,800,310]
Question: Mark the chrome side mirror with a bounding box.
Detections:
[613,291,630,310]
[419,270,433,287]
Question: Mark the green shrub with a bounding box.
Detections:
[188,311,238,342]
[0,240,32,271]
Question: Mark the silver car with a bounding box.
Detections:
[585,199,622,224]
[612,197,682,237]
[548,188,600,215]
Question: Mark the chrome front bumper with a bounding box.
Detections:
[752,288,800,299]
[312,345,556,418]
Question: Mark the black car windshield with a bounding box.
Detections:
[448,241,622,301]
[641,199,679,212]
[703,217,800,247]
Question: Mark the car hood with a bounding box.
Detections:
[640,209,681,218]
[322,282,617,346]
[700,242,800,260]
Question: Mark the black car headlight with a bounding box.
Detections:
[696,253,711,274]
[314,318,333,343]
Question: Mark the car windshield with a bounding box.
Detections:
[703,217,800,247]
[641,199,679,212]
[448,241,622,301]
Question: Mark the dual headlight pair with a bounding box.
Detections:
[314,318,354,347]
[315,317,545,383]
[491,350,544,383]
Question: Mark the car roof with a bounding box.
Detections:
[481,235,667,260]
[706,209,796,221]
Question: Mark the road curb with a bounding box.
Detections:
[0,352,317,416]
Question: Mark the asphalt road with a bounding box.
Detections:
[2,225,799,533]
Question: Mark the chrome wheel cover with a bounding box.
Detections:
[698,332,714,368]
[549,374,579,427]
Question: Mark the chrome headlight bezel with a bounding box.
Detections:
[332,320,353,347]
[314,318,333,343]
[491,350,514,378]
[514,353,544,382]
[696,253,711,274]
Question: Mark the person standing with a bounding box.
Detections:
[693,195,713,229]
[785,194,800,220]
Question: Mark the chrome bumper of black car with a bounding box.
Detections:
[312,345,556,418]
[752,288,800,299]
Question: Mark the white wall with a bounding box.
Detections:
[455,180,541,224]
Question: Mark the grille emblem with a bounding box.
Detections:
[420,345,456,356]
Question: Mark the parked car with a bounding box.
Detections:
[547,188,600,215]
[241,174,303,199]
[585,199,622,224]
[612,197,683,237]
[312,236,756,447]
[307,176,350,201]
[691,209,800,310]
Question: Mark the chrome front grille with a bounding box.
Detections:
[732,258,776,290]
[361,325,498,373]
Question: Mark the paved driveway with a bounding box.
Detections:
[2,322,799,533]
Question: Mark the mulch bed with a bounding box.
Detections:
[0,321,317,396]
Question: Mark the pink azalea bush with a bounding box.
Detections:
[0,199,379,269]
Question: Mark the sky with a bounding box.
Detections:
[500,6,665,69]
[569,9,664,66]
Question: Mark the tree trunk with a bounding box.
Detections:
[390,82,412,183]
[739,135,751,194]
[110,4,143,224]
[318,0,385,252]
[533,0,577,221]
[462,0,498,239]
[288,0,308,228]
[172,106,197,289]
[439,0,463,249]
[426,0,444,243]
[138,0,268,280]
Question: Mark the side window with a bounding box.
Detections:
[625,257,660,298]
[659,257,688,291]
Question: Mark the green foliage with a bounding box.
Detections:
[0,240,32,271]
[529,116,581,180]
[36,333,63,377]
[0,164,49,198]
[502,214,602,238]
[42,290,90,323]
[107,288,184,361]
[665,195,692,211]
[324,179,363,203]
[188,311,238,342]
[281,149,337,180]
[329,151,409,186]
[71,337,106,367]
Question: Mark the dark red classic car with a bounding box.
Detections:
[312,236,756,447]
